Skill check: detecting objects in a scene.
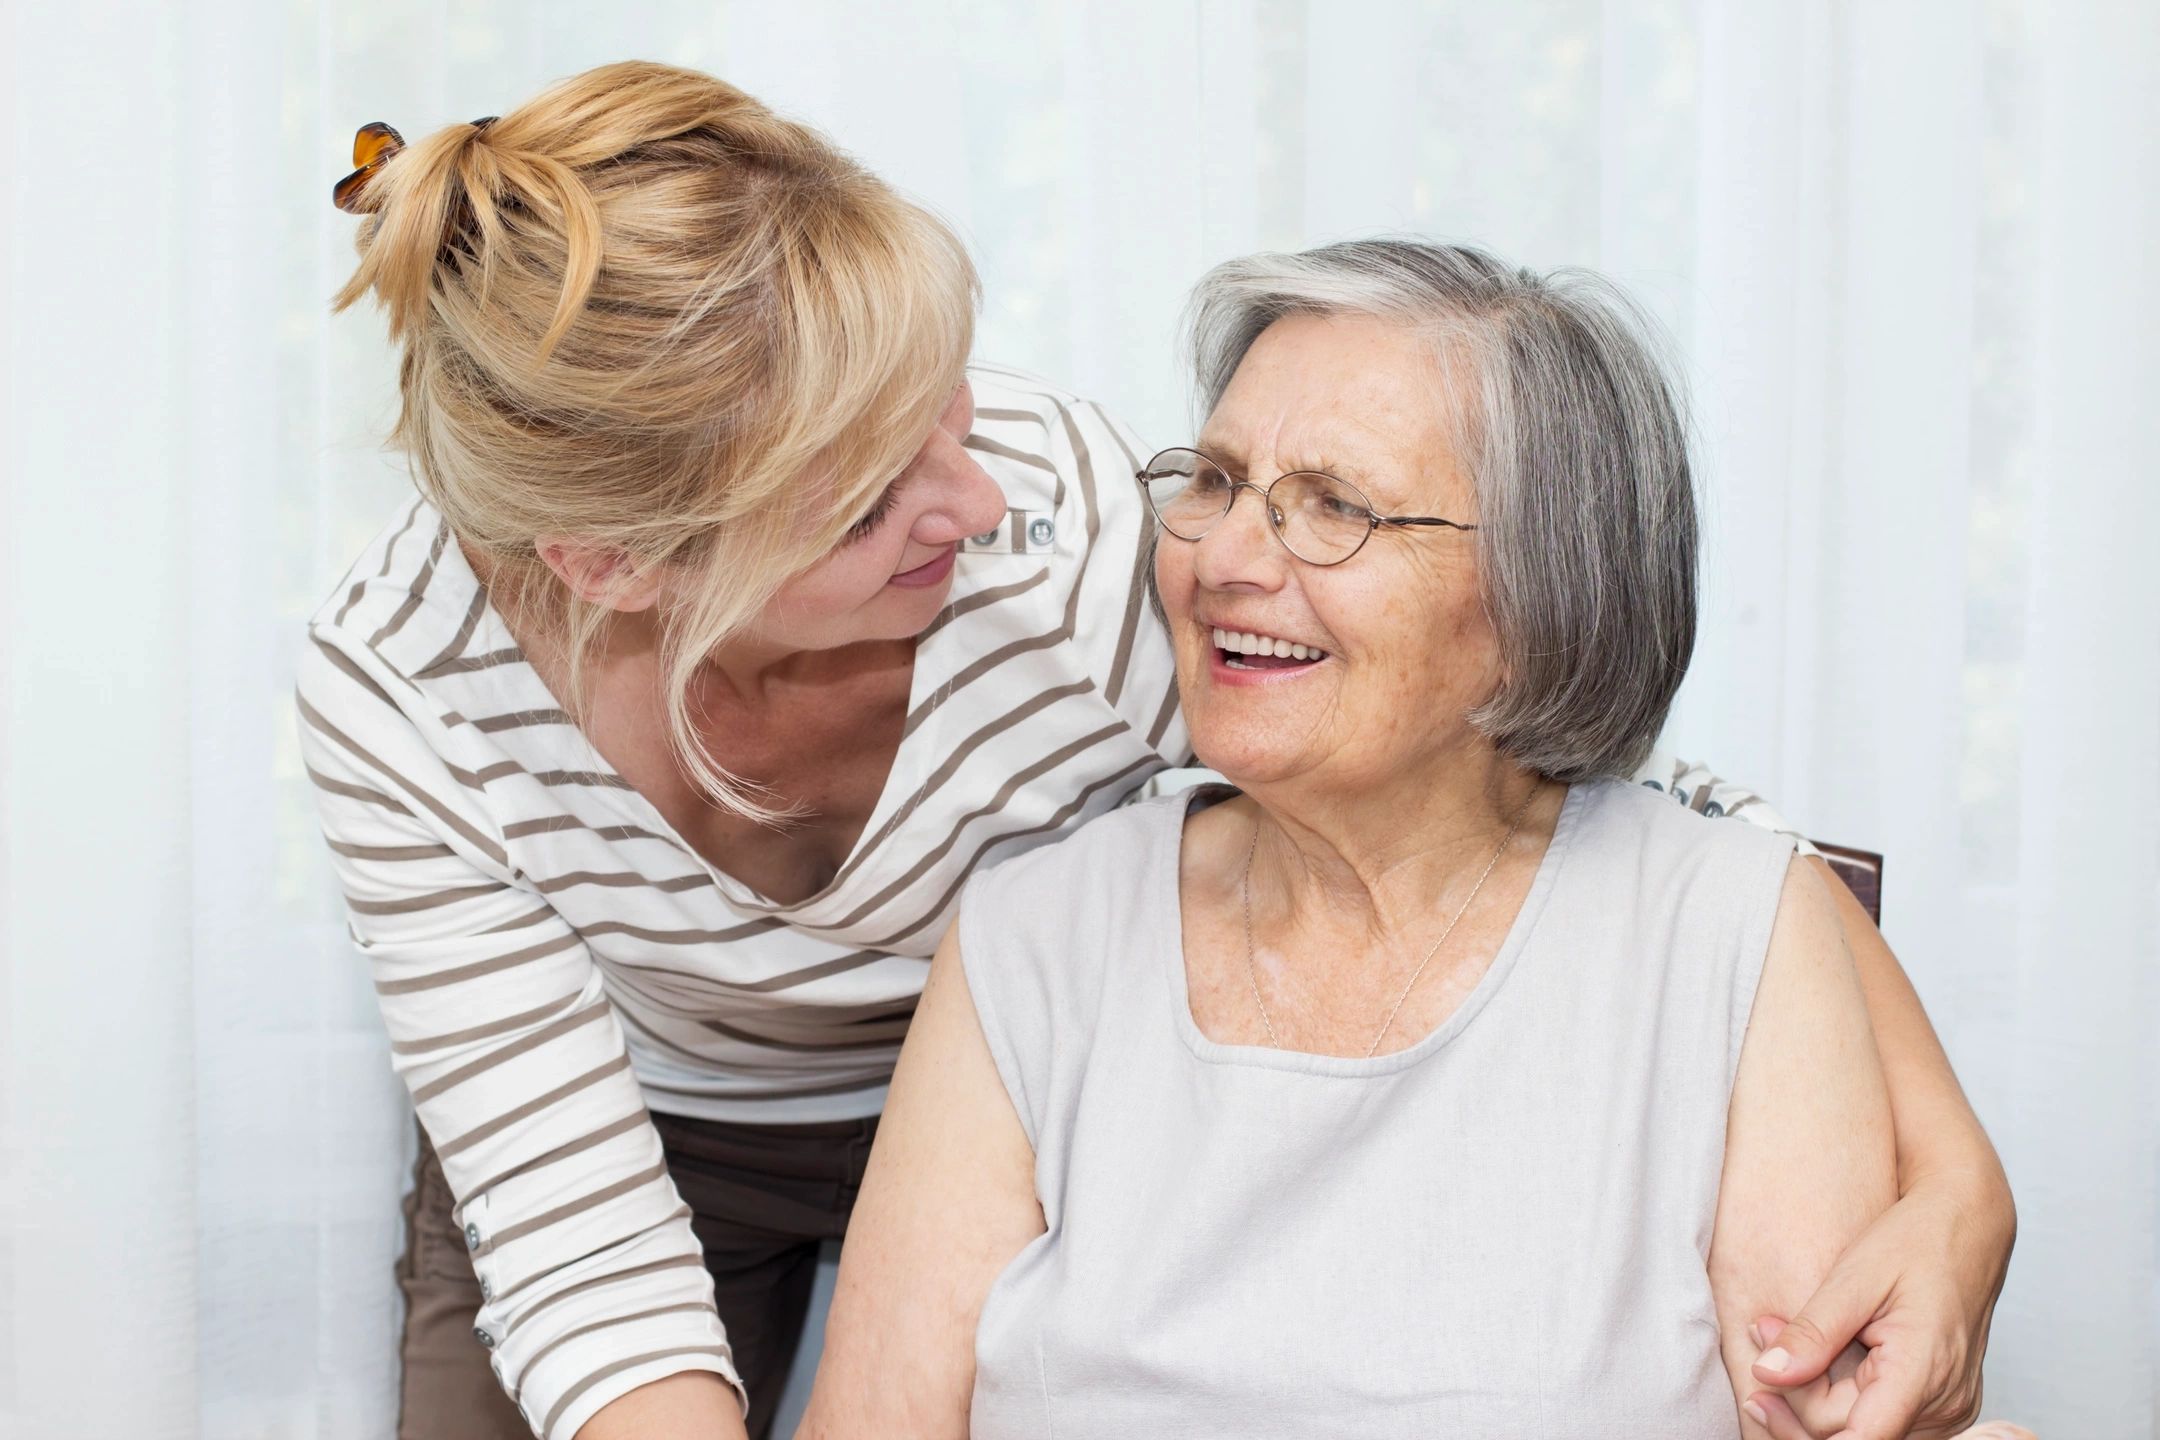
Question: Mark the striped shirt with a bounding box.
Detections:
[298,364,1806,1439]
[297,367,1186,1439]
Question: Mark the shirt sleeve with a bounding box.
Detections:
[1051,390,1193,768]
[296,626,746,1440]
[1628,748,1822,859]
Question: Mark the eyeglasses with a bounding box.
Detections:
[1135,447,1477,567]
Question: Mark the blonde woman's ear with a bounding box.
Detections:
[535,540,663,612]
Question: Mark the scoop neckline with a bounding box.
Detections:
[1157,780,1586,1076]
[429,511,952,919]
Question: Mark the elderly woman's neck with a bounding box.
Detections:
[1245,750,1555,925]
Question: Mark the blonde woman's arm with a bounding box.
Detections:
[1710,857,1900,1439]
[795,925,1044,1439]
[1708,857,2032,1440]
[299,631,747,1440]
[1741,865,2012,1439]
[1645,754,2014,1435]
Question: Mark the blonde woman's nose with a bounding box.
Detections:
[962,459,1009,536]
[921,450,1009,544]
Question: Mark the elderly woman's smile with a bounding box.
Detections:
[1208,625,1330,671]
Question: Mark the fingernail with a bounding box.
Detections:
[1756,1346,1791,1373]
[1748,1321,1764,1348]
[1743,1399,1768,1426]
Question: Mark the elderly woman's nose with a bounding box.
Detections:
[1192,485,1286,586]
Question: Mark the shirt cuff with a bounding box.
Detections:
[483,1209,748,1440]
[536,1342,746,1440]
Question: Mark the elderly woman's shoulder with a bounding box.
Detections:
[1578,775,1799,869]
[965,789,1189,913]
[1560,782,1802,965]
[954,794,1186,1028]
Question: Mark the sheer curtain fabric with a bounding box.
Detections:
[2,2,2152,1435]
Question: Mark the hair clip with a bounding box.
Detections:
[333,121,406,214]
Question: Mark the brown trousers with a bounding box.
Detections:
[396,1110,878,1440]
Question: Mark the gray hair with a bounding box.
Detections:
[1185,239,1697,783]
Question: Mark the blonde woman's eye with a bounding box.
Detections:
[845,483,903,543]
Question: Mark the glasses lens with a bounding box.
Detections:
[1272,472,1374,564]
[1140,449,1233,539]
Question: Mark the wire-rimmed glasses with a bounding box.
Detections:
[1135,447,1477,566]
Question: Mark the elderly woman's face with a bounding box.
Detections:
[1157,311,1503,793]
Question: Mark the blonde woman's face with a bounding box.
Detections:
[743,381,1007,652]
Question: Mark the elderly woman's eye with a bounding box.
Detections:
[1317,490,1372,524]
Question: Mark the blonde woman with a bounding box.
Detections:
[302,62,2010,1440]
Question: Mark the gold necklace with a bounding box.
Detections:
[1239,783,1543,1058]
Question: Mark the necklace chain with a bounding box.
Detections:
[1239,783,1543,1058]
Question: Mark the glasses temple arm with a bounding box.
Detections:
[1380,516,1478,532]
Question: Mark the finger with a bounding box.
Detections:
[1754,1260,1885,1386]
[1949,1426,2034,1440]
[1782,1369,1862,1435]
[1826,1363,1930,1440]
[1749,1391,1824,1440]
[1816,1337,1866,1389]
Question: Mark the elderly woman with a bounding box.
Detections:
[797,241,2011,1439]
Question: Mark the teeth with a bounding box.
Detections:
[1209,627,1327,662]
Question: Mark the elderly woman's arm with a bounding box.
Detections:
[794,927,1043,1439]
[1710,857,1900,1438]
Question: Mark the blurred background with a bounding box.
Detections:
[3,1,2154,1435]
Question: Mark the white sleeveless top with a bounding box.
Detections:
[958,778,1795,1439]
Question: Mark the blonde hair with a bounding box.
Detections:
[333,61,978,820]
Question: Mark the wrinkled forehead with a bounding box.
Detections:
[1195,311,1478,512]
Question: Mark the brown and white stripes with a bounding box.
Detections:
[296,367,1188,1440]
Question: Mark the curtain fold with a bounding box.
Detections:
[3,2,2151,1434]
[1991,5,2160,1431]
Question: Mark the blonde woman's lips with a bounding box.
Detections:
[888,545,958,589]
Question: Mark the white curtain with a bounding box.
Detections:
[3,2,2152,1436]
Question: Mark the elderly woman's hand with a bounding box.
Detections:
[1739,1165,2015,1440]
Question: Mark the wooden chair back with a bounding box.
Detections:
[1812,841,1884,927]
